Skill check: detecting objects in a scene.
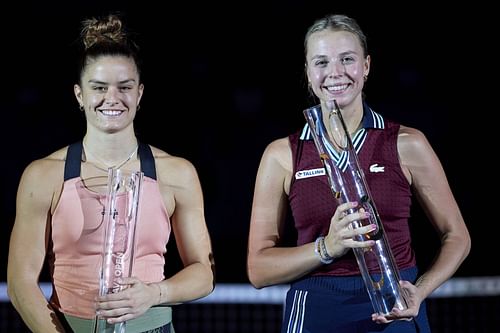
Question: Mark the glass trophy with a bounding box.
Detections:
[93,168,143,333]
[303,101,407,315]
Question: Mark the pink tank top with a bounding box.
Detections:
[49,176,171,318]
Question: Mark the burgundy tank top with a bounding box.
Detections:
[288,105,416,276]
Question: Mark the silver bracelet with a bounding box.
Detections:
[314,236,334,264]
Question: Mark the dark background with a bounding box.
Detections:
[1,1,494,285]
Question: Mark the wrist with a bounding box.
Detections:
[314,236,334,264]
[154,282,163,305]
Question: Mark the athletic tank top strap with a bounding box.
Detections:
[138,142,156,180]
[64,141,157,180]
[64,141,83,181]
[289,130,305,188]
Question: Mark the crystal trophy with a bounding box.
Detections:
[93,168,143,333]
[303,101,407,315]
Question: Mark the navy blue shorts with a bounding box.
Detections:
[281,267,431,333]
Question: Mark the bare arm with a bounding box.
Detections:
[156,156,215,303]
[7,159,66,333]
[398,126,470,298]
[375,127,471,323]
[247,139,373,288]
[247,138,324,288]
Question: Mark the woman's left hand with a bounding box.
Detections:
[371,280,423,324]
[95,277,159,324]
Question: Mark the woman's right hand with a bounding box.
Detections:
[324,201,375,259]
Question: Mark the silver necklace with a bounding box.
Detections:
[83,141,138,172]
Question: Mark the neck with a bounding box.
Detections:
[82,136,138,170]
[323,102,363,136]
[83,130,137,158]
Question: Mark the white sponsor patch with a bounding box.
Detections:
[295,168,326,179]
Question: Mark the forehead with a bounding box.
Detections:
[83,55,139,81]
[306,30,362,57]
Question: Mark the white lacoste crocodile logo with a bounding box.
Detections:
[369,164,385,173]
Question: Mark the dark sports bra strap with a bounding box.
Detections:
[64,140,156,180]
[64,141,83,181]
[138,142,157,180]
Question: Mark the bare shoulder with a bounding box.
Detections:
[397,125,433,157]
[21,147,67,183]
[17,146,68,207]
[148,145,198,184]
[397,125,441,184]
[398,125,427,143]
[265,137,290,154]
[261,137,292,171]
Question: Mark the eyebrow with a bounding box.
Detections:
[338,50,358,57]
[310,51,359,64]
[311,50,358,59]
[87,79,137,85]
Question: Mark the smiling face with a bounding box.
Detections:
[306,29,370,110]
[74,55,144,134]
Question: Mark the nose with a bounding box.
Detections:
[327,58,345,78]
[104,87,120,104]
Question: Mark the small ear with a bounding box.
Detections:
[137,83,144,105]
[74,84,83,105]
[364,55,371,75]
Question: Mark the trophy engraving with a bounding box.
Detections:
[93,168,143,333]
